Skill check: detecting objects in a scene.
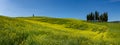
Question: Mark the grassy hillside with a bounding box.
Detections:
[90,22,120,44]
[0,16,119,45]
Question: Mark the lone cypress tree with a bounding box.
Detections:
[33,14,35,17]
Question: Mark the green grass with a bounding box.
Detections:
[90,22,120,44]
[0,16,119,45]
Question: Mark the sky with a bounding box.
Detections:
[0,0,120,21]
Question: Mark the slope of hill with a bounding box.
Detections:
[90,22,120,44]
[0,16,118,45]
[109,21,120,23]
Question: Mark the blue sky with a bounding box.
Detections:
[0,0,120,21]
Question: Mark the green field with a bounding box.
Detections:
[90,22,120,44]
[0,16,120,45]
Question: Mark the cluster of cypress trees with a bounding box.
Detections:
[87,11,108,22]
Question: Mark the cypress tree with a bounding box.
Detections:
[100,14,103,22]
[33,14,35,17]
[95,11,99,21]
[103,12,108,22]
[87,14,89,21]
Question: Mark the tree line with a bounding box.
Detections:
[87,11,108,22]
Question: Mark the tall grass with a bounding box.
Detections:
[90,22,120,45]
[0,16,119,45]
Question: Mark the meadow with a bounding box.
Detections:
[90,22,120,44]
[0,16,120,45]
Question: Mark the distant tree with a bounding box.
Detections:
[33,14,35,17]
[103,12,108,22]
[87,14,89,21]
[100,14,103,22]
[86,11,108,22]
[90,12,95,21]
[87,12,95,21]
[87,13,91,21]
[95,11,99,21]
[89,13,92,21]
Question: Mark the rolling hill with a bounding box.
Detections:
[109,21,120,23]
[0,15,119,45]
